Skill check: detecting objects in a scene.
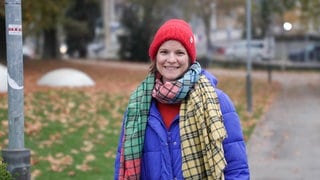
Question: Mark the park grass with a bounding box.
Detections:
[0,75,280,179]
[0,90,126,179]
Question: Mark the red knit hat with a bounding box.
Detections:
[148,19,196,63]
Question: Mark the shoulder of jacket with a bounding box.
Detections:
[201,70,218,87]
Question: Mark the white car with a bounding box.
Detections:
[220,40,274,61]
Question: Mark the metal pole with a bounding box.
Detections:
[103,0,111,56]
[246,0,252,112]
[2,0,31,179]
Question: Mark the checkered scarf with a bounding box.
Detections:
[118,73,154,180]
[180,75,227,179]
[152,62,201,104]
[118,62,226,179]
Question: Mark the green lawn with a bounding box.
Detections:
[0,76,279,179]
[1,90,127,179]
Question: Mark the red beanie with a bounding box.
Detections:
[148,19,196,63]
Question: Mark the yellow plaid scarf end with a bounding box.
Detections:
[180,75,227,180]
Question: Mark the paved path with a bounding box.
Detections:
[247,71,320,179]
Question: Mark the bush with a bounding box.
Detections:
[0,158,13,180]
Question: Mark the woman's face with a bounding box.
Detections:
[156,40,190,83]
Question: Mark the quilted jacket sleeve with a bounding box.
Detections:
[114,112,126,180]
[216,89,250,180]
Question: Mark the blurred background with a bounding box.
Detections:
[0,0,319,65]
[1,1,320,179]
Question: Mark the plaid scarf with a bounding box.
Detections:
[118,73,154,179]
[119,63,226,179]
[152,62,201,104]
[180,75,227,179]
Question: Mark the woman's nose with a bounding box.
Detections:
[167,53,176,62]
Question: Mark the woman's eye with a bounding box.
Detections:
[176,51,185,55]
[159,50,168,54]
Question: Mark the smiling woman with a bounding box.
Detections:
[114,19,250,180]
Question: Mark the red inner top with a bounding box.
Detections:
[157,102,181,129]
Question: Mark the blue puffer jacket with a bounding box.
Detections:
[114,70,250,179]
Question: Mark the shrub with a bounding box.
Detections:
[0,158,13,180]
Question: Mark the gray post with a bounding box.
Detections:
[2,0,31,179]
[246,0,252,112]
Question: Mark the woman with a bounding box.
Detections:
[114,19,250,179]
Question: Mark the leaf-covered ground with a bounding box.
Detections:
[0,59,280,179]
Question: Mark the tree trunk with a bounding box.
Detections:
[42,28,58,60]
[0,16,6,62]
[203,16,213,52]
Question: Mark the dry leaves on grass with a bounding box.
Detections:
[31,169,42,179]
[21,90,125,178]
[38,133,63,149]
[76,154,96,172]
[25,121,42,135]
[104,150,116,159]
[45,153,74,172]
[0,121,8,147]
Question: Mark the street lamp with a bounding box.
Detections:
[282,21,293,67]
[246,0,252,113]
[283,22,293,31]
[2,0,31,179]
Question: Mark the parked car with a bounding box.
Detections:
[213,40,274,62]
[226,41,274,61]
[288,44,320,62]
